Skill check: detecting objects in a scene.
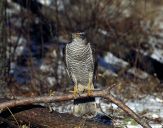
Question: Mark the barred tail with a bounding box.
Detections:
[73,97,97,118]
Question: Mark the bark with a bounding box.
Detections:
[0,89,152,128]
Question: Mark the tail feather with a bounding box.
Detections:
[74,97,95,104]
[73,97,97,118]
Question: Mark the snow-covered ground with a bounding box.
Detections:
[100,95,163,128]
[51,94,163,128]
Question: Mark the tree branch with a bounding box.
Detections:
[0,89,151,128]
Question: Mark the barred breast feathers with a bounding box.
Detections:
[65,42,94,85]
[66,42,92,60]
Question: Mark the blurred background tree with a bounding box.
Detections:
[0,0,10,94]
[0,0,162,97]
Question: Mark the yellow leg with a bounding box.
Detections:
[87,74,93,96]
[73,84,78,97]
[48,90,55,112]
[69,74,79,97]
[69,84,78,97]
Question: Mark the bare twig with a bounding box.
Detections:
[0,88,151,128]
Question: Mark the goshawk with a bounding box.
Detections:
[65,32,97,118]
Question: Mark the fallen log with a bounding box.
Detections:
[0,88,151,128]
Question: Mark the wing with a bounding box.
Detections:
[64,44,72,80]
[86,43,97,82]
[88,43,97,83]
[87,43,94,72]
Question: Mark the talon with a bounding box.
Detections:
[49,90,55,96]
[69,84,79,97]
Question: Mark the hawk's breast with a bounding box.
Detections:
[66,41,94,85]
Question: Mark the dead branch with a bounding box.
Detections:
[0,89,151,128]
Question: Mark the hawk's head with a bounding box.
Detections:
[72,32,86,40]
